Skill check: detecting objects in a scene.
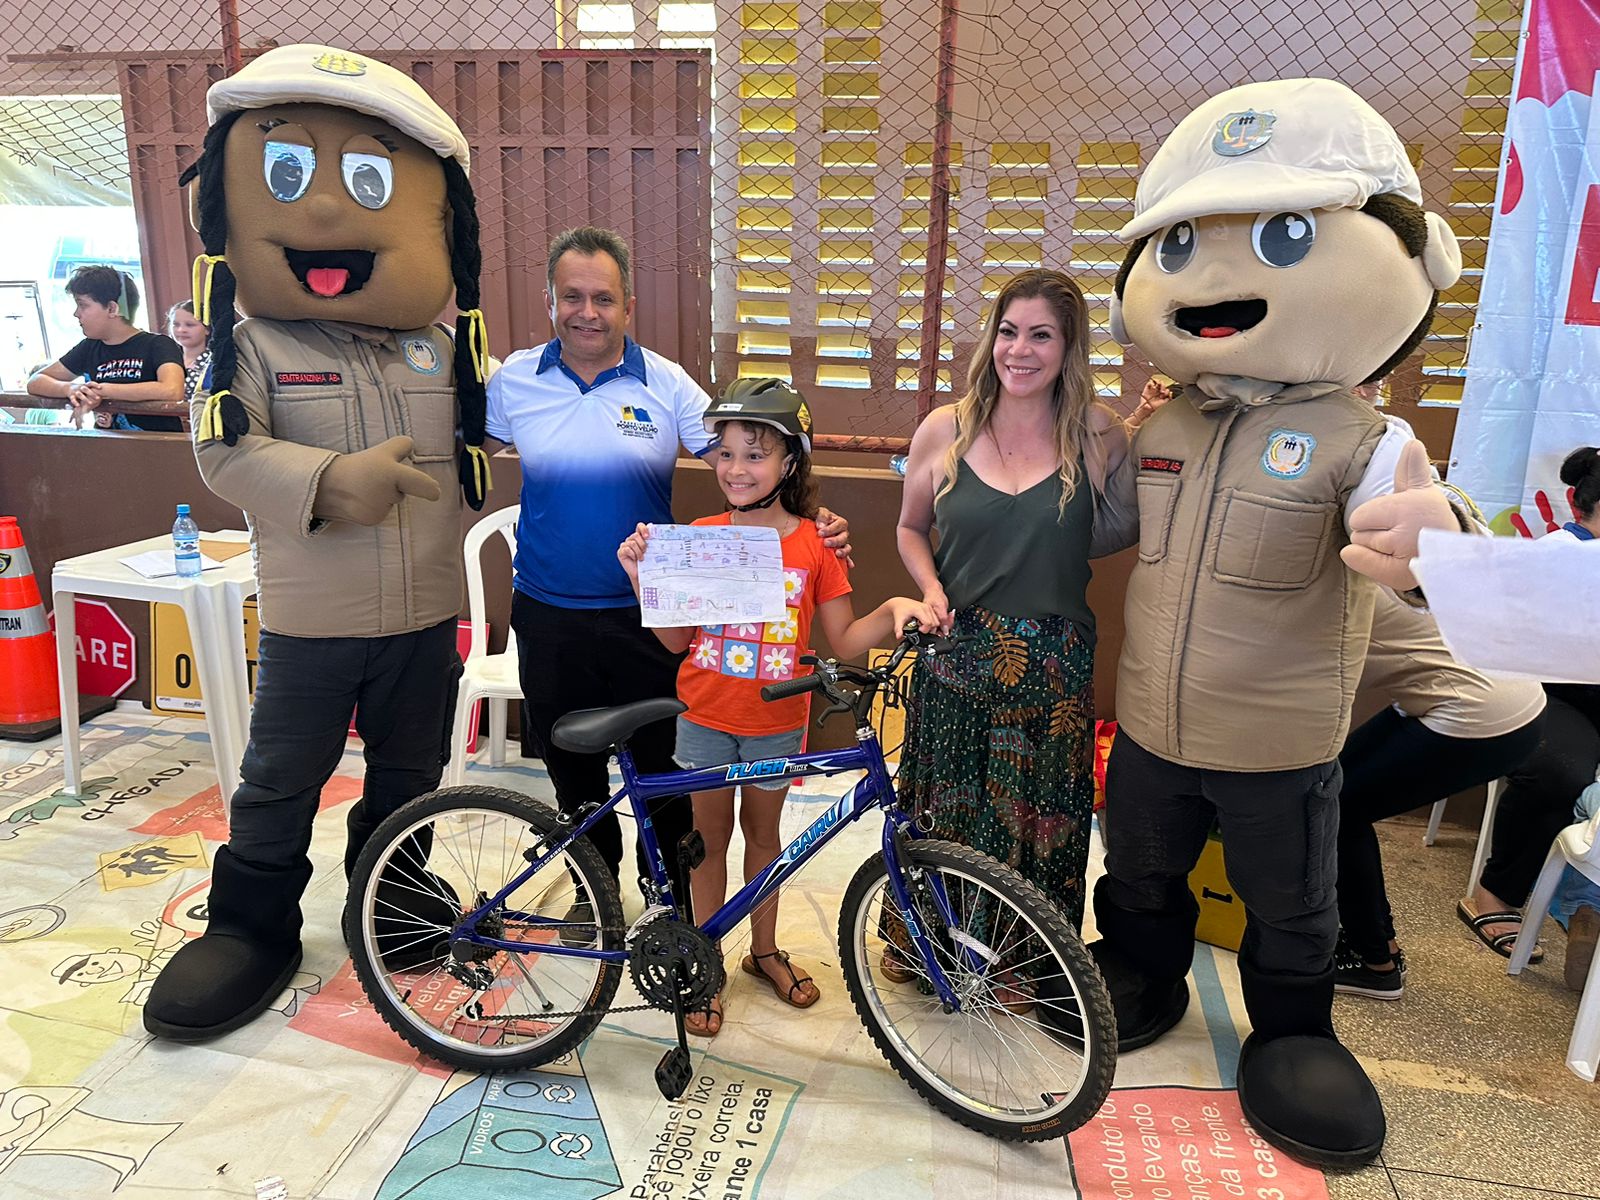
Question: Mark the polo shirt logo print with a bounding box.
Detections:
[616,404,658,440]
[688,568,808,682]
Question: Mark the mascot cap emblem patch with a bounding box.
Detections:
[312,51,367,76]
[1212,109,1275,157]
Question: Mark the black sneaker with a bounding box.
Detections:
[1333,946,1404,1000]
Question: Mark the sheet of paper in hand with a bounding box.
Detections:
[1412,528,1600,684]
[638,524,788,629]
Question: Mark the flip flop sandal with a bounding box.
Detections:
[685,992,724,1038]
[1456,899,1544,962]
[742,950,820,1009]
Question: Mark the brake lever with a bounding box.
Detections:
[814,698,854,727]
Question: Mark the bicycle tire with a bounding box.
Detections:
[838,839,1116,1140]
[345,785,625,1072]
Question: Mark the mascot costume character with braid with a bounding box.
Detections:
[1090,78,1463,1168]
[143,45,492,1041]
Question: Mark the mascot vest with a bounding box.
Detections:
[1116,388,1387,772]
[199,318,464,638]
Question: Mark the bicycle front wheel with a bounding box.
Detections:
[839,839,1115,1140]
[345,785,624,1072]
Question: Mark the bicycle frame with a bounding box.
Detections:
[449,723,973,1010]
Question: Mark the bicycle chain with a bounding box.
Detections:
[463,920,683,1025]
[492,1000,664,1023]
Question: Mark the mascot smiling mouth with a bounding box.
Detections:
[1174,298,1267,339]
[283,248,376,298]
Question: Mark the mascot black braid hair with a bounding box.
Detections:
[178,109,248,445]
[443,157,490,511]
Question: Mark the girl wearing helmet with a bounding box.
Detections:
[619,378,935,1036]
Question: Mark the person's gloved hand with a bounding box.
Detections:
[1340,440,1456,591]
[312,435,441,526]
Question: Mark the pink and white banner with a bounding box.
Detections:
[1451,0,1600,535]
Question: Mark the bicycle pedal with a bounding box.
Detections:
[677,830,706,872]
[655,1045,693,1100]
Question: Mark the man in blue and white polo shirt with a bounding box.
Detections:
[485,227,848,910]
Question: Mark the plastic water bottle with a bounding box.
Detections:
[173,504,202,578]
[889,454,909,477]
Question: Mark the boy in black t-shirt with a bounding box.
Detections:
[27,265,185,432]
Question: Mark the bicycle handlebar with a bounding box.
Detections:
[760,674,828,703]
[758,622,976,725]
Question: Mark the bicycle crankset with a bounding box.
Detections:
[629,918,725,1011]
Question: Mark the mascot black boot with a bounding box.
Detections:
[1236,961,1385,1169]
[143,848,311,1041]
[1088,877,1194,1051]
[343,799,461,971]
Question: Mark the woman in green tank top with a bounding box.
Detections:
[895,270,1139,964]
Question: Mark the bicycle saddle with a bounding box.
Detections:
[551,698,688,754]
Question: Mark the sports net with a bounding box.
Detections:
[2,0,1518,442]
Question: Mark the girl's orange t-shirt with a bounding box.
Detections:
[674,513,852,736]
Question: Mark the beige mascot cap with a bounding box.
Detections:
[207,44,470,170]
[1111,78,1461,394]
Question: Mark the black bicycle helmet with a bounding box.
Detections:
[703,377,812,454]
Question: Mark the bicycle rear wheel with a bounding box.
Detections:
[345,785,623,1072]
[839,839,1115,1140]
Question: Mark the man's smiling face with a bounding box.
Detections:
[1121,205,1435,390]
[221,103,453,328]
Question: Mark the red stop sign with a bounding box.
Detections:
[50,599,137,698]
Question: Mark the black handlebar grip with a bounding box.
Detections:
[761,674,827,702]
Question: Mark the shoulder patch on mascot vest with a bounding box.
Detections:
[402,337,444,374]
[1213,109,1276,157]
[1261,428,1316,479]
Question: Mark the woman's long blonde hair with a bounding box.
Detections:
[934,268,1099,518]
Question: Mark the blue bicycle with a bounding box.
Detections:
[345,627,1116,1140]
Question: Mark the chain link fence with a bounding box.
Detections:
[3,0,1521,446]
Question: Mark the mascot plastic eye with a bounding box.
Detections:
[1251,211,1316,268]
[1155,221,1196,273]
[341,153,393,210]
[263,141,315,202]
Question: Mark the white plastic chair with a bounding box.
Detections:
[1423,778,1503,895]
[445,506,522,787]
[1507,808,1600,1082]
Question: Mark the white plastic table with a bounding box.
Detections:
[51,533,256,803]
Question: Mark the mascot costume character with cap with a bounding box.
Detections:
[142,44,492,1041]
[1092,77,1463,1168]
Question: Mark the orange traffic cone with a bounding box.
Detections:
[0,516,63,740]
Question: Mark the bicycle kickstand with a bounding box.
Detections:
[654,962,695,1101]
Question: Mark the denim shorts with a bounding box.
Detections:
[674,717,806,792]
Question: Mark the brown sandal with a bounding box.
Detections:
[992,973,1036,1016]
[685,992,724,1038]
[741,950,820,1008]
[880,947,917,983]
